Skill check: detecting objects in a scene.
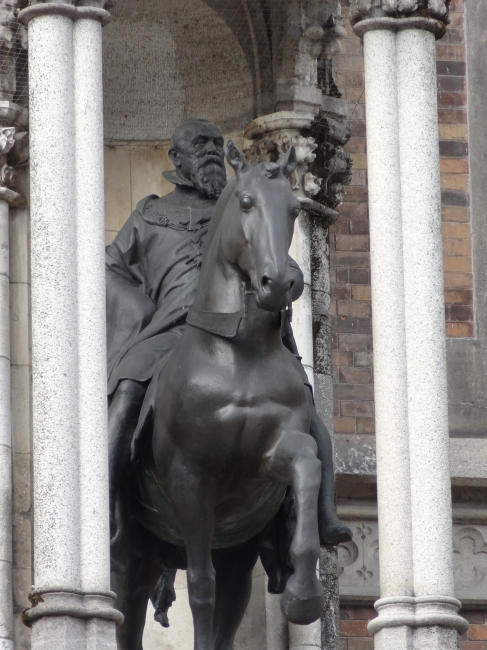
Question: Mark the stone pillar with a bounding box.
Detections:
[350,1,469,647]
[0,116,24,650]
[18,1,120,646]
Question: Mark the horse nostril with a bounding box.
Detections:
[261,275,271,293]
[290,280,295,289]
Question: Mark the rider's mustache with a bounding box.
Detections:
[199,155,225,169]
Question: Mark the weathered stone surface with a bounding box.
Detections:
[103,0,253,142]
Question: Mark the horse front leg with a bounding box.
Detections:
[169,470,216,650]
[267,431,325,625]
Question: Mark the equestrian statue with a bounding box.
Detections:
[106,119,352,650]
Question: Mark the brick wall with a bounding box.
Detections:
[339,607,487,648]
[332,0,471,436]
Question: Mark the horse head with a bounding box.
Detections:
[222,141,301,313]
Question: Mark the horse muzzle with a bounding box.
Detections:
[254,273,295,312]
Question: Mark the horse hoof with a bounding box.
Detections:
[320,522,353,547]
[280,576,325,625]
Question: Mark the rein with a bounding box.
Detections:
[186,282,249,338]
[187,282,293,339]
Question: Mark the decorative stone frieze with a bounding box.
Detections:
[337,519,487,606]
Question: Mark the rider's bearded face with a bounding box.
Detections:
[176,129,227,199]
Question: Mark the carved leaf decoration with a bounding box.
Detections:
[397,0,418,13]
[428,0,450,21]
[0,127,15,155]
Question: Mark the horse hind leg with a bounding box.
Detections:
[266,431,324,625]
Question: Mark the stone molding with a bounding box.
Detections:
[22,589,123,627]
[350,0,449,26]
[19,1,111,25]
[368,595,468,635]
[353,15,446,39]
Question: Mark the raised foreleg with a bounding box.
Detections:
[266,431,325,625]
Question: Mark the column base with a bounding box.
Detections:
[24,590,122,650]
[368,596,468,650]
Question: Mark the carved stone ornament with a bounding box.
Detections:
[350,0,450,26]
[337,519,487,604]
[244,112,350,225]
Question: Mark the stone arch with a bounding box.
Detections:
[102,0,255,142]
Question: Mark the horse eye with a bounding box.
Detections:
[240,196,254,211]
[291,206,301,219]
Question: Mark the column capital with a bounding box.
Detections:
[350,0,449,39]
[19,1,112,26]
[243,111,339,224]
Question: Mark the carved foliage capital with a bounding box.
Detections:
[350,0,450,26]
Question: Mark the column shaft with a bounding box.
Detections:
[0,197,13,650]
[73,14,111,595]
[397,28,455,598]
[289,213,314,387]
[362,28,413,598]
[28,13,80,591]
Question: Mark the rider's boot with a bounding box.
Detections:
[108,379,147,540]
[307,392,353,546]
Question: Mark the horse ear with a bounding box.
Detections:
[225,140,247,173]
[277,146,297,178]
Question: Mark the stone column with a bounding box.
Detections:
[18,2,120,646]
[0,118,24,650]
[350,1,469,647]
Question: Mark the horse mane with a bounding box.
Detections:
[204,175,237,248]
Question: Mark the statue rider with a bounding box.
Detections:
[106,118,352,548]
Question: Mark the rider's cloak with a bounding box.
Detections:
[106,183,217,397]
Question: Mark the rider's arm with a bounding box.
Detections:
[287,255,304,302]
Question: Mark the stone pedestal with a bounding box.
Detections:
[351,1,469,647]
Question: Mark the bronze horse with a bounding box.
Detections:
[112,143,325,650]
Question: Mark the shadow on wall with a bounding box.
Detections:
[103,0,254,143]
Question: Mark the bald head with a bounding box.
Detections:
[169,119,227,199]
[171,119,222,149]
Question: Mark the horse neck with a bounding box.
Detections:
[193,228,243,314]
[192,227,281,347]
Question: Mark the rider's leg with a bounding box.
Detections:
[266,431,324,625]
[108,378,147,534]
[211,536,260,650]
[305,388,352,546]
